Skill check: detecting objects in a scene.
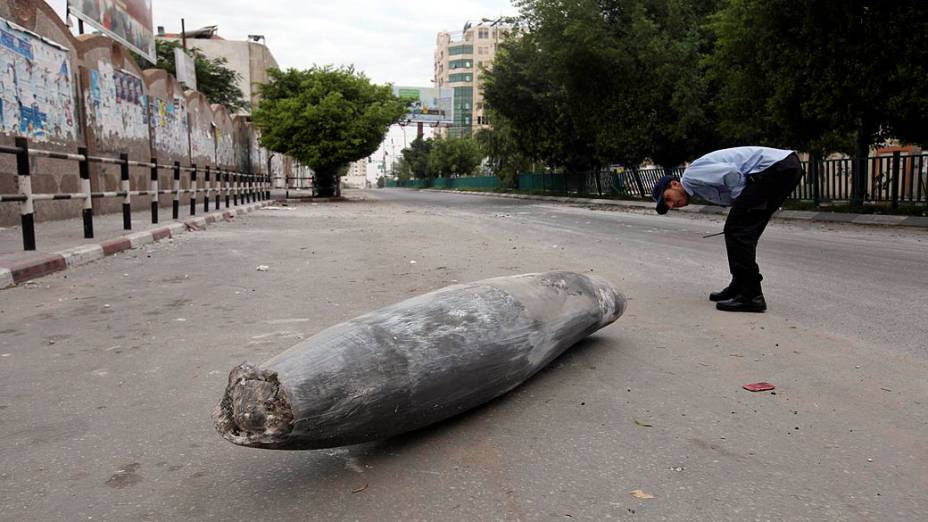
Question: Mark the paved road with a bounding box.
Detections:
[2,189,926,521]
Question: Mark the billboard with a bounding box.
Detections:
[393,86,452,124]
[174,47,197,90]
[68,0,155,64]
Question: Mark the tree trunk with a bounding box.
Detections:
[313,167,338,198]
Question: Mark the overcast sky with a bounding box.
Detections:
[50,0,518,86]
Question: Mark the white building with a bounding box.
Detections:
[157,25,279,115]
[342,160,369,189]
[434,19,515,136]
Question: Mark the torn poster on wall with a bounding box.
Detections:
[215,124,235,167]
[149,95,189,156]
[0,18,77,142]
[250,130,264,173]
[234,125,249,171]
[187,99,215,161]
[84,61,148,142]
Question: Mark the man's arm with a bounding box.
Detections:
[683,163,743,206]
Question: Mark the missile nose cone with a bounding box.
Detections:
[232,378,276,432]
[586,275,627,326]
[213,364,294,448]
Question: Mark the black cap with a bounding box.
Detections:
[652,175,676,215]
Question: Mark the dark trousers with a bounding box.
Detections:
[723,153,803,296]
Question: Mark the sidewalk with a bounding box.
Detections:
[421,189,928,228]
[0,201,271,289]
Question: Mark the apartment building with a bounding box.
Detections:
[342,160,369,189]
[434,20,514,136]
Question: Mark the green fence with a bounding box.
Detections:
[517,173,567,192]
[385,155,928,206]
[388,176,500,190]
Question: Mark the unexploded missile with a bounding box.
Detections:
[212,271,626,450]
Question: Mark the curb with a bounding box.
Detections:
[419,189,928,228]
[0,202,269,290]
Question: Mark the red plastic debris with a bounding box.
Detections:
[743,382,776,392]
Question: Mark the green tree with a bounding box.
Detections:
[474,117,533,187]
[150,40,249,112]
[484,0,721,171]
[394,157,412,181]
[252,66,406,197]
[429,135,484,177]
[481,34,561,172]
[398,137,433,179]
[708,1,928,203]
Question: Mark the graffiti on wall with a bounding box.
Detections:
[84,60,148,142]
[149,95,188,156]
[233,126,249,171]
[0,19,77,142]
[215,124,235,167]
[271,153,284,179]
[249,130,263,173]
[187,100,214,161]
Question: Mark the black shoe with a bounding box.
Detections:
[709,286,738,302]
[716,294,767,313]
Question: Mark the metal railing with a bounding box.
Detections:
[387,154,928,208]
[1,137,272,251]
[516,156,928,208]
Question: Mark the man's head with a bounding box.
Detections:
[652,175,689,215]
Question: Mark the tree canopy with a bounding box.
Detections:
[484,0,722,171]
[474,116,534,187]
[252,66,406,196]
[483,0,928,174]
[429,135,484,178]
[708,0,928,154]
[397,136,433,180]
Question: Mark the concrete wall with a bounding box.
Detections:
[185,89,214,169]
[77,35,151,214]
[0,1,300,227]
[168,37,279,114]
[0,0,82,224]
[211,103,234,168]
[246,41,278,110]
[248,125,264,175]
[143,68,190,207]
[232,116,250,174]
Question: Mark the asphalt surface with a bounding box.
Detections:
[1,188,926,521]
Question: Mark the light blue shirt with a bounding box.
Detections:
[681,146,795,206]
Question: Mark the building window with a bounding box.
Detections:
[449,59,472,69]
[453,87,474,128]
[449,73,473,83]
[478,46,488,55]
[478,28,489,39]
[449,45,473,56]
